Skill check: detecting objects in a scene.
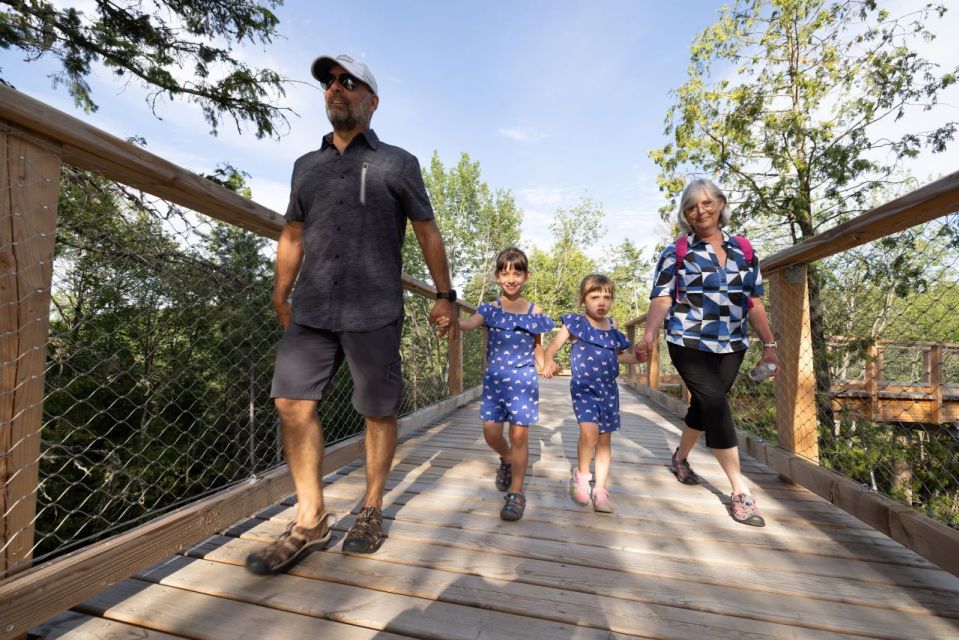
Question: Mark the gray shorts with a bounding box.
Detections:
[271,318,403,417]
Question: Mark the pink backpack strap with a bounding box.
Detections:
[731,236,755,309]
[672,236,688,303]
[732,235,753,264]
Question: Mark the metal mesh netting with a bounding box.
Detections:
[4,164,481,575]
[730,213,959,529]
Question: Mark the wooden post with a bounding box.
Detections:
[446,305,463,396]
[865,343,880,421]
[929,343,942,424]
[626,324,636,385]
[769,264,819,462]
[0,128,61,579]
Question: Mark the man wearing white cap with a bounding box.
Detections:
[246,54,456,574]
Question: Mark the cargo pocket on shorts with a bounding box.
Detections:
[386,358,403,384]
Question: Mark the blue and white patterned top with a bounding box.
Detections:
[562,313,631,381]
[650,231,764,353]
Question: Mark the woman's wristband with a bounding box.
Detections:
[762,341,777,349]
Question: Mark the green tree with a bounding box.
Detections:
[603,238,651,327]
[526,199,605,319]
[650,0,957,424]
[0,0,288,137]
[406,152,523,304]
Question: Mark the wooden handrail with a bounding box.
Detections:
[761,170,959,273]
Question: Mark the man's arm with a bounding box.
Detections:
[273,221,304,328]
[411,218,455,337]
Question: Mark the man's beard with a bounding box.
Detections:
[327,102,368,131]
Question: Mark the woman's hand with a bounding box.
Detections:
[758,346,779,376]
[634,334,655,362]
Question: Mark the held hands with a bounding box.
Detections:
[633,334,655,363]
[430,299,456,338]
[542,360,560,378]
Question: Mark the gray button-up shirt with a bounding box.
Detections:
[285,130,434,331]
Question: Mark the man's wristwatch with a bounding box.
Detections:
[436,289,457,303]
[762,341,778,349]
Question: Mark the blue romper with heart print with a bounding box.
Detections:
[562,313,631,433]
[479,301,555,426]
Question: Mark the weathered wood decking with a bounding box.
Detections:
[32,378,959,639]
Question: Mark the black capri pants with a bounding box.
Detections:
[667,343,745,449]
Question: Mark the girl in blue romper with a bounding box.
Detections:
[454,248,554,522]
[544,274,640,513]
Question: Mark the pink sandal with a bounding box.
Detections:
[569,469,592,505]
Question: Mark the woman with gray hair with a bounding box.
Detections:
[635,178,778,526]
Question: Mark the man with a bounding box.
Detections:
[246,54,456,575]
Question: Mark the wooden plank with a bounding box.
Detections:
[75,578,410,640]
[165,547,861,640]
[269,482,936,568]
[0,385,480,640]
[30,611,186,639]
[194,533,959,639]
[738,431,959,579]
[253,490,956,590]
[761,170,959,273]
[137,555,645,640]
[0,132,60,580]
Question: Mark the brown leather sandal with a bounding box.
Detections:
[342,506,384,553]
[245,513,336,575]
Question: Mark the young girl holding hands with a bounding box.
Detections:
[447,247,554,521]
[544,274,642,513]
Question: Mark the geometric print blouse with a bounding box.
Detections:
[650,230,764,353]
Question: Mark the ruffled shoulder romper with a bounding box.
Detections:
[478,301,555,426]
[562,313,631,433]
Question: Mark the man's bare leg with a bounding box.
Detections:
[275,397,326,528]
[361,414,398,509]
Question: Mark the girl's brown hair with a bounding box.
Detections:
[579,274,615,302]
[495,247,529,273]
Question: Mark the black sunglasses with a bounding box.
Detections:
[319,72,363,92]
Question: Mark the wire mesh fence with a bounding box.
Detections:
[730,213,959,529]
[3,160,483,577]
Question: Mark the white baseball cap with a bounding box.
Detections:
[311,54,378,95]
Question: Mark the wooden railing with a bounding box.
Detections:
[0,85,477,639]
[623,169,959,579]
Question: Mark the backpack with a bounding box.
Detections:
[673,235,755,309]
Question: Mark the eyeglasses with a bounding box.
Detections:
[684,200,718,216]
[319,72,363,92]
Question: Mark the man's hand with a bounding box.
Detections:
[430,299,456,338]
[274,298,292,329]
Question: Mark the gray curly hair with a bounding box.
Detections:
[677,178,731,234]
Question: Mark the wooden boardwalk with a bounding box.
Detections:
[33,378,959,639]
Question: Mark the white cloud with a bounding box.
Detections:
[517,185,580,208]
[498,127,547,142]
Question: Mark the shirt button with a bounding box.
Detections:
[333,281,338,285]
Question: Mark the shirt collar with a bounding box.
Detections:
[689,229,732,247]
[320,129,380,151]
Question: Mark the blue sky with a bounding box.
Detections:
[3,1,957,260]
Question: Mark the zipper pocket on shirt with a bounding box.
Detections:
[360,162,368,205]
